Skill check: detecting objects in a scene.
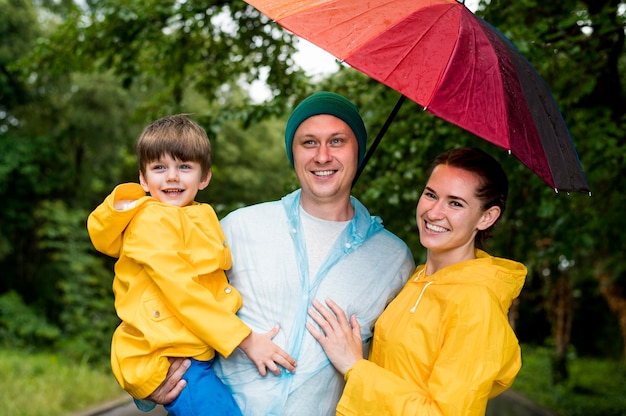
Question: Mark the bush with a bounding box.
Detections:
[0,291,60,349]
[513,344,626,416]
[35,200,119,365]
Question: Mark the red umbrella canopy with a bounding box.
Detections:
[245,0,590,193]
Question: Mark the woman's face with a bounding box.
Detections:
[416,164,499,256]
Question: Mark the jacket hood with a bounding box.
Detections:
[414,249,526,312]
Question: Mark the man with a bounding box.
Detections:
[113,92,415,415]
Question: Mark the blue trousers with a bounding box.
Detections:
[164,358,242,416]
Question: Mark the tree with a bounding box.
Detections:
[34,0,310,119]
[0,0,37,122]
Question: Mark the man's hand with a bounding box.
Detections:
[147,357,190,404]
[238,325,297,376]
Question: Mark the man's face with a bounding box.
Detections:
[291,114,359,214]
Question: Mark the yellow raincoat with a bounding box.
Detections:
[87,183,250,399]
[337,250,526,416]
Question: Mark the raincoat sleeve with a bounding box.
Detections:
[87,183,148,257]
[337,289,521,416]
[123,205,251,358]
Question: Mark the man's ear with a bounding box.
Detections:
[199,170,212,191]
[477,206,501,231]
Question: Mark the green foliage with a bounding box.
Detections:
[0,132,75,301]
[0,0,38,114]
[32,0,309,118]
[207,116,295,215]
[0,292,60,349]
[2,348,124,416]
[513,344,626,415]
[34,200,119,365]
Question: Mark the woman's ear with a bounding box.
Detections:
[477,206,501,231]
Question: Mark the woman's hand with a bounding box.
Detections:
[306,298,363,375]
[147,357,189,404]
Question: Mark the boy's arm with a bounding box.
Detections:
[87,183,147,257]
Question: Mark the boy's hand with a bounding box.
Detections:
[238,325,297,376]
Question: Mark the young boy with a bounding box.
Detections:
[87,114,295,416]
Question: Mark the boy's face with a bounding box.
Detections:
[139,153,211,207]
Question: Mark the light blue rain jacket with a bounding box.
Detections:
[214,189,415,416]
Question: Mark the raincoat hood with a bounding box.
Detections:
[413,249,526,313]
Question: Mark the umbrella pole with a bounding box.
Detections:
[353,95,407,187]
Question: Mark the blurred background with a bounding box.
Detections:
[1,1,625,414]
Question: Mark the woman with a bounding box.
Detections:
[307,147,527,415]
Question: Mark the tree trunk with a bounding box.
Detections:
[548,273,573,384]
[597,271,626,363]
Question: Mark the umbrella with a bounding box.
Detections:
[244,0,590,193]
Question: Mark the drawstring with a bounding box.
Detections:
[410,281,433,313]
[412,268,424,282]
[410,269,433,313]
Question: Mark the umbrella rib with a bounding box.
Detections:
[353,95,408,187]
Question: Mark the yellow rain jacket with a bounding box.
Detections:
[87,183,250,399]
[337,249,526,416]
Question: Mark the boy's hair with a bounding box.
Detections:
[136,114,212,178]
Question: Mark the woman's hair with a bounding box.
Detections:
[136,114,212,178]
[429,147,508,248]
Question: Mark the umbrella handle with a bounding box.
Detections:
[353,95,407,187]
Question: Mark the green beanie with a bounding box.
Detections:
[284,91,367,167]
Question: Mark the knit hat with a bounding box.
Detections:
[284,92,367,167]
